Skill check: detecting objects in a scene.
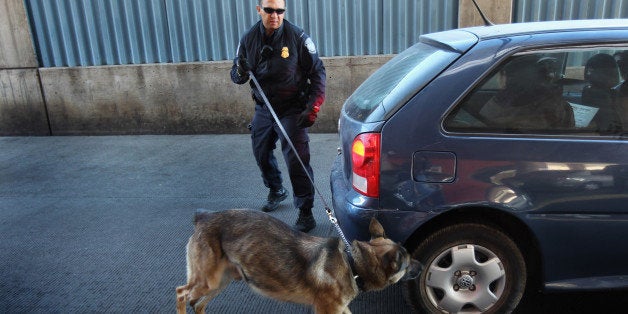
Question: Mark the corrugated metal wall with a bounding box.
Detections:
[24,0,628,68]
[513,0,628,68]
[514,0,628,22]
[25,0,263,67]
[305,0,458,56]
[26,0,171,66]
[25,0,458,67]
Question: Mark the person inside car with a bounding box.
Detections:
[479,55,574,131]
[613,51,628,128]
[582,53,622,133]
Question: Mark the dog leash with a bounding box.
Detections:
[248,71,353,256]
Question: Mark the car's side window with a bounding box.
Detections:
[446,48,628,136]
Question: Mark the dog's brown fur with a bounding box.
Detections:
[176,209,420,314]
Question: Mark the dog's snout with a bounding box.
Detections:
[403,260,423,281]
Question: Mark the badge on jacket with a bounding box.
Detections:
[281,47,289,58]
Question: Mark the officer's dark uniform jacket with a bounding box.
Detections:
[230,19,326,117]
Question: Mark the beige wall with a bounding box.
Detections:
[459,0,513,27]
[0,69,49,135]
[0,0,37,68]
[39,56,392,135]
[0,0,48,135]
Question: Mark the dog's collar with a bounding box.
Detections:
[346,252,365,292]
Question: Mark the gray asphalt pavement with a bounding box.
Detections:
[1,134,626,313]
[0,134,412,313]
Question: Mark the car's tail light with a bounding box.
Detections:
[351,133,380,197]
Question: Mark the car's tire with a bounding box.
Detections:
[404,223,526,313]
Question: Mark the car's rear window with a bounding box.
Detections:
[344,42,461,122]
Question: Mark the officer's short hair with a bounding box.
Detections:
[259,0,285,6]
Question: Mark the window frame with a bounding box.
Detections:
[444,45,628,139]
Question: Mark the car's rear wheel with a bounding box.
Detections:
[404,223,526,313]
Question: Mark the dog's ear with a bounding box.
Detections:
[369,218,386,239]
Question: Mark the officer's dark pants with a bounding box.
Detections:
[250,103,314,211]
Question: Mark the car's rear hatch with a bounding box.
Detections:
[337,30,478,194]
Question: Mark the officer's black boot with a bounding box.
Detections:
[294,208,316,233]
[262,186,288,212]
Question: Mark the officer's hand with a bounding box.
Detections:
[237,56,251,77]
[297,105,319,128]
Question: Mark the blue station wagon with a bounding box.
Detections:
[330,19,628,313]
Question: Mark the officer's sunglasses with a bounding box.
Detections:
[262,7,286,15]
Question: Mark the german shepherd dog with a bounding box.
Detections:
[176,209,421,314]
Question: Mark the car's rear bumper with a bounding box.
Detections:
[330,154,371,241]
[330,154,430,244]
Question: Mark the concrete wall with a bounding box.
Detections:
[39,56,392,135]
[0,0,513,136]
[0,1,37,68]
[459,0,513,27]
[0,0,49,135]
[0,69,49,135]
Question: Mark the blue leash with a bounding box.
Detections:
[248,71,353,256]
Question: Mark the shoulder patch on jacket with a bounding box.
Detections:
[305,37,317,54]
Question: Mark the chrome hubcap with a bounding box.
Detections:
[425,244,506,313]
